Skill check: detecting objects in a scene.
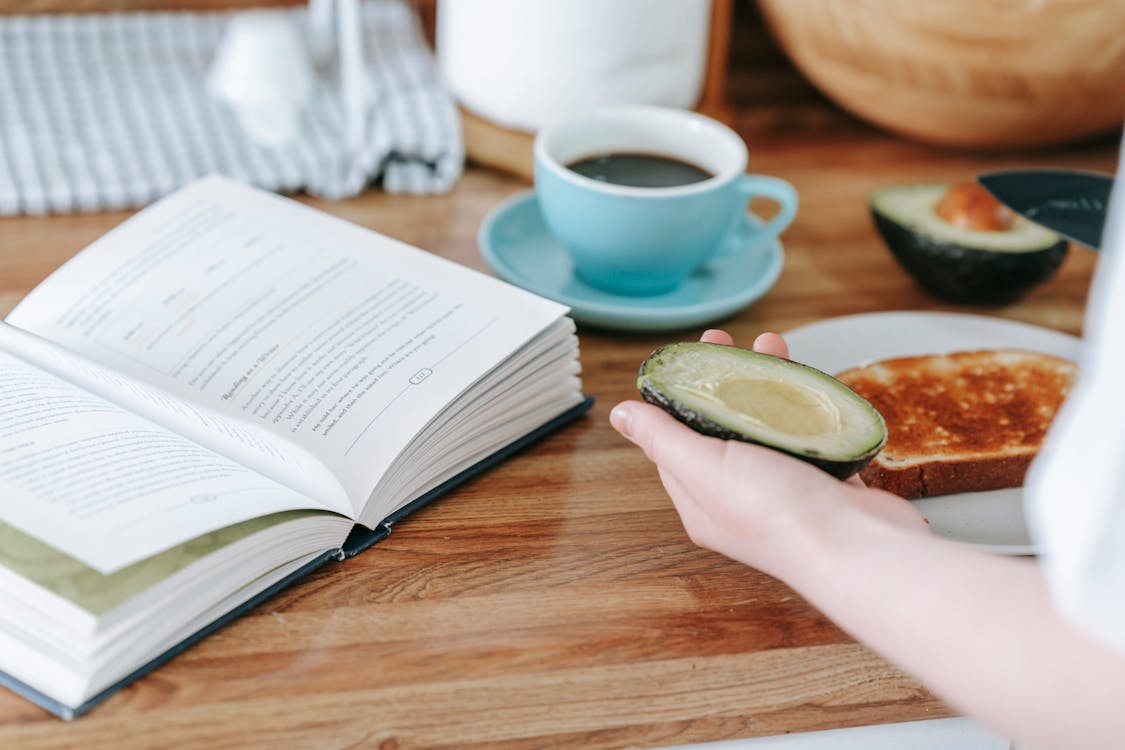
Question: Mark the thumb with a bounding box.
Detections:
[610,400,727,473]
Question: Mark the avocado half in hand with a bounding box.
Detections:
[871,182,1068,304]
[637,343,887,480]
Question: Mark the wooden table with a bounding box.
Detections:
[0,108,1118,748]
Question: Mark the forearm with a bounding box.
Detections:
[782,490,1125,750]
[610,395,1125,747]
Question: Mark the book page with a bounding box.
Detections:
[0,510,327,618]
[0,348,338,574]
[7,177,570,518]
[0,323,347,513]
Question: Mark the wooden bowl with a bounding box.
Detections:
[757,0,1125,148]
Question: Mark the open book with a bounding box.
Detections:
[0,177,590,718]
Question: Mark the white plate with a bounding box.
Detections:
[783,311,1081,555]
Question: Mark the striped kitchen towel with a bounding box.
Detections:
[0,0,463,215]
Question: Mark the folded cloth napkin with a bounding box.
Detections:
[0,0,463,215]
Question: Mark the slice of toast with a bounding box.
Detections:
[835,349,1077,499]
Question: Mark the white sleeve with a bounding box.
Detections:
[1025,138,1125,655]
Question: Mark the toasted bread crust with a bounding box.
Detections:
[837,349,1076,499]
[858,453,1036,500]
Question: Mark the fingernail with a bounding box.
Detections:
[609,404,634,438]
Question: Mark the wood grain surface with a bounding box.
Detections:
[757,0,1125,148]
[0,89,1119,750]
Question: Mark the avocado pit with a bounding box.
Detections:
[935,181,1016,232]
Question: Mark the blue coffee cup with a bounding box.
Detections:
[534,105,798,296]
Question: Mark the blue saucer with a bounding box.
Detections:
[478,190,784,332]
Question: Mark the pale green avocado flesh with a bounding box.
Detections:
[637,343,886,479]
[871,184,1061,252]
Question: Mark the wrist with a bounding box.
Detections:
[768,482,928,591]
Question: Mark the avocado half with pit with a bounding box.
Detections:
[637,342,887,479]
[870,183,1068,304]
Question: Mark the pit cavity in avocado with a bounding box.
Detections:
[637,342,886,479]
[871,182,1068,305]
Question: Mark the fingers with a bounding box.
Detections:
[752,332,789,359]
[700,329,734,346]
[699,328,790,359]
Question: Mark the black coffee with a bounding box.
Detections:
[566,152,712,188]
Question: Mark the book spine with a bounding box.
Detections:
[339,522,393,558]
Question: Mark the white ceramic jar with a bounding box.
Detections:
[436,0,713,133]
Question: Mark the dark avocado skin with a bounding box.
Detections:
[636,346,883,481]
[871,210,1068,305]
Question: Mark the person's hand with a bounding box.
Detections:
[610,328,928,579]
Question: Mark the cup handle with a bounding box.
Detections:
[720,175,799,256]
